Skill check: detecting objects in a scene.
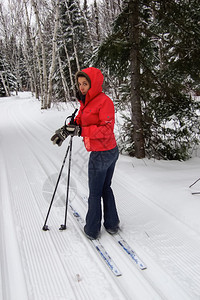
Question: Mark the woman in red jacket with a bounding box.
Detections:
[52,67,120,239]
[74,67,120,240]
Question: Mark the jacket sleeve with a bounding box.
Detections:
[81,97,115,139]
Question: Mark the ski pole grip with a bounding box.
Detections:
[65,108,78,126]
[70,108,78,124]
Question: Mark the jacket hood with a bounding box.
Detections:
[76,67,104,104]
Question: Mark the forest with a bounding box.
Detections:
[0,0,199,160]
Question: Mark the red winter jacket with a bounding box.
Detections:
[75,67,117,152]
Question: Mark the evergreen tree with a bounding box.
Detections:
[95,0,200,160]
[140,0,200,159]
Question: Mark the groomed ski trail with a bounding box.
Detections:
[0,93,200,299]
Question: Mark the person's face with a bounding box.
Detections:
[78,76,90,95]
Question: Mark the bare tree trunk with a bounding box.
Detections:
[117,0,122,11]
[23,0,39,99]
[0,4,9,55]
[94,0,100,41]
[35,39,44,102]
[22,47,34,92]
[129,0,145,158]
[79,1,94,51]
[63,43,76,98]
[0,72,10,96]
[15,60,22,92]
[47,0,59,108]
[64,0,80,71]
[31,0,48,109]
[58,52,70,101]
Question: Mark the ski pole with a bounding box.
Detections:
[42,142,70,231]
[59,135,73,230]
[189,177,200,188]
[42,108,78,231]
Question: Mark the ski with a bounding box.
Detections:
[110,233,147,270]
[81,195,147,270]
[69,204,122,277]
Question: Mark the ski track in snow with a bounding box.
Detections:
[0,93,200,300]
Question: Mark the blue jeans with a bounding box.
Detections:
[84,146,120,238]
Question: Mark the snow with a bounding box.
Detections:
[0,92,200,300]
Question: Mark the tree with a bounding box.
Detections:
[47,0,60,107]
[58,0,92,99]
[140,0,200,159]
[128,0,145,158]
[23,0,39,97]
[0,3,19,96]
[95,0,200,160]
[31,0,48,108]
[96,0,145,158]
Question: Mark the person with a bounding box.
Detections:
[52,67,120,240]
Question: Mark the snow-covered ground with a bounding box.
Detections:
[0,92,200,300]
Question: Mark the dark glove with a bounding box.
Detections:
[65,124,81,136]
[51,126,69,146]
